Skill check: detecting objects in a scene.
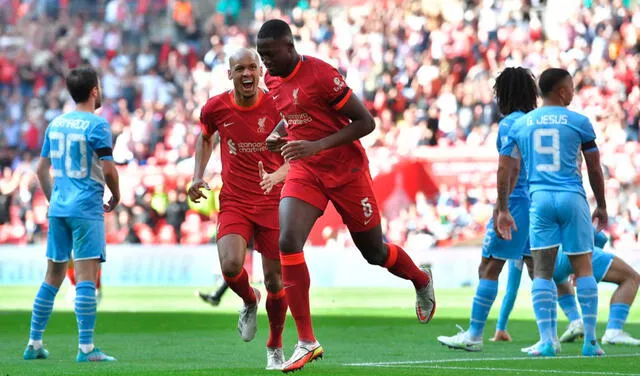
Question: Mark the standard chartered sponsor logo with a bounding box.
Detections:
[228,139,267,154]
[285,113,312,125]
[238,142,268,153]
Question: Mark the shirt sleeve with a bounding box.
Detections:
[580,117,597,152]
[199,102,218,138]
[314,61,352,110]
[88,121,114,161]
[499,126,521,159]
[40,127,50,158]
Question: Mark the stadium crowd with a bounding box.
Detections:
[0,0,638,249]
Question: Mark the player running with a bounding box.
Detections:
[437,67,537,352]
[496,68,608,357]
[188,48,289,371]
[24,66,119,362]
[256,19,435,373]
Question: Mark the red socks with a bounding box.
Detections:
[96,268,102,290]
[384,243,429,289]
[223,268,257,305]
[66,265,76,286]
[281,252,315,343]
[266,289,287,348]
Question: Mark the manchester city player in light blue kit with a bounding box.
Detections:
[23,66,120,362]
[497,68,608,357]
[437,67,537,352]
[490,228,640,349]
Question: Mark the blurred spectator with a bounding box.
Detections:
[0,0,638,249]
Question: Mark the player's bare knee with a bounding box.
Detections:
[361,246,386,266]
[279,233,302,254]
[221,259,244,277]
[264,272,283,293]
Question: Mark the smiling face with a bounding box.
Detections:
[228,49,263,99]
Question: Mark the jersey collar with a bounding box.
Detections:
[229,90,264,111]
[282,55,304,82]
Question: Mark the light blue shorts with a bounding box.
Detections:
[553,247,615,284]
[46,217,106,263]
[482,197,531,260]
[529,191,593,255]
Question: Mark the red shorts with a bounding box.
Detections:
[281,166,381,232]
[216,205,279,260]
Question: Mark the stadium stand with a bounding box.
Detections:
[0,0,638,248]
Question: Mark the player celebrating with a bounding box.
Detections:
[257,19,435,373]
[188,48,289,370]
[437,67,537,352]
[497,68,608,357]
[23,66,119,362]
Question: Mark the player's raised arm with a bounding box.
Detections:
[35,157,53,202]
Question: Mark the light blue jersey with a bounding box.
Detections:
[40,111,113,219]
[500,106,596,253]
[482,111,530,260]
[497,111,528,199]
[501,106,596,198]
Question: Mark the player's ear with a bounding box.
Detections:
[227,69,232,80]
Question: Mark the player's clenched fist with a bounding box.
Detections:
[103,195,119,213]
[188,179,210,203]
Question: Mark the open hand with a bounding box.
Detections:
[258,161,281,195]
[592,206,608,232]
[496,210,517,240]
[281,140,322,162]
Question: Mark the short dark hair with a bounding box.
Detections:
[257,19,293,40]
[65,66,99,104]
[538,68,571,97]
[493,67,538,115]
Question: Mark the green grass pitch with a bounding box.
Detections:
[1,285,639,375]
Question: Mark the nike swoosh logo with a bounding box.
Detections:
[364,217,372,225]
[223,122,233,127]
[272,95,279,100]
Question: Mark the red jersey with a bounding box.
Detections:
[265,56,369,188]
[200,90,284,209]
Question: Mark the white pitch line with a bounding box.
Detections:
[344,352,640,366]
[412,365,640,376]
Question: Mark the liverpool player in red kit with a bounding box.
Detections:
[257,20,436,372]
[188,48,289,370]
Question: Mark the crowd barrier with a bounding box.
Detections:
[2,245,639,290]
